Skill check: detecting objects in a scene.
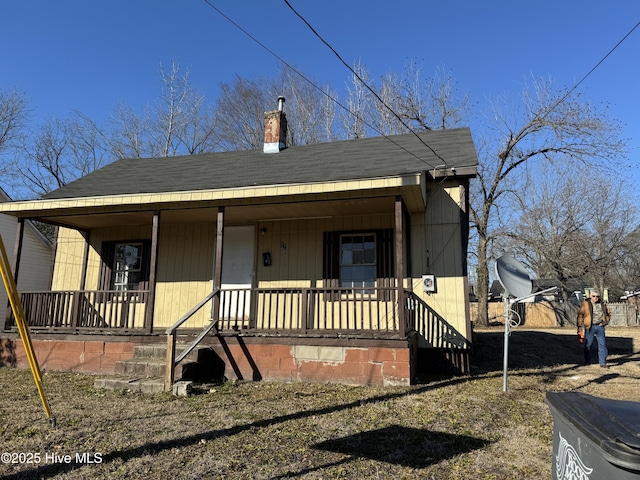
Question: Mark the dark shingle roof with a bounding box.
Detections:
[44,128,477,200]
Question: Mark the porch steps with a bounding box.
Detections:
[93,376,166,394]
[94,343,202,394]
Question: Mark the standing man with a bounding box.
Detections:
[577,290,611,368]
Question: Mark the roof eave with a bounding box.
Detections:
[0,173,426,218]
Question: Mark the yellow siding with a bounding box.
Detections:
[0,216,52,329]
[0,176,423,215]
[85,225,152,290]
[409,183,470,343]
[52,227,87,290]
[250,294,398,331]
[154,222,216,329]
[49,190,470,341]
[53,224,218,330]
[256,214,394,289]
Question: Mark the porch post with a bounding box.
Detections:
[459,180,472,333]
[395,196,406,337]
[79,230,90,291]
[212,207,225,324]
[145,211,160,333]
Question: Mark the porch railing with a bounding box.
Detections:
[405,290,470,350]
[9,290,149,331]
[8,288,476,350]
[163,286,413,391]
[216,286,408,335]
[10,287,419,337]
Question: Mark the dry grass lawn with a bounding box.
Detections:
[1,326,639,479]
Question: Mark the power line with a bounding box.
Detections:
[200,0,446,171]
[282,0,452,168]
[538,19,640,122]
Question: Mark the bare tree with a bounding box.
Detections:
[371,72,405,136]
[215,65,339,150]
[66,111,111,177]
[16,112,113,198]
[341,60,372,139]
[215,75,270,151]
[395,62,472,131]
[21,117,71,196]
[499,161,637,297]
[108,61,219,158]
[616,226,640,294]
[109,101,144,159]
[471,76,626,326]
[274,66,338,145]
[146,60,191,157]
[177,93,220,155]
[0,87,30,190]
[578,178,638,297]
[340,61,473,137]
[0,87,29,154]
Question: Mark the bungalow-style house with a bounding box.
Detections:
[0,102,478,387]
[0,188,53,331]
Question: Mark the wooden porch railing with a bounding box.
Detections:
[10,288,473,352]
[10,288,471,387]
[10,287,422,336]
[405,290,470,350]
[215,286,408,335]
[10,290,149,331]
[163,286,412,391]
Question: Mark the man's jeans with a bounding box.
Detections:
[584,324,608,365]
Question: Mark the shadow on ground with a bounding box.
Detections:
[314,425,489,468]
[470,330,635,374]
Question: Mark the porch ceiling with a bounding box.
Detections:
[27,190,422,230]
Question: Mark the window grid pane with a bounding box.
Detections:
[113,242,143,291]
[340,233,376,290]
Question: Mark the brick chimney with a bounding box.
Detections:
[263,96,287,153]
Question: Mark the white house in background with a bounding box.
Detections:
[0,188,53,330]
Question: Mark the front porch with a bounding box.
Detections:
[10,286,412,337]
[1,286,470,386]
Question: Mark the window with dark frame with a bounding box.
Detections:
[99,240,151,292]
[112,242,144,291]
[340,233,376,291]
[323,228,394,300]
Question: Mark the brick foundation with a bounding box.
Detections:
[0,337,136,374]
[207,336,418,386]
[0,334,418,386]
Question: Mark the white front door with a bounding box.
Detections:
[219,225,255,320]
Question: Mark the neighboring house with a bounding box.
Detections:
[0,188,53,331]
[0,101,478,387]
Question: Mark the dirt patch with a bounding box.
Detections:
[1,326,639,479]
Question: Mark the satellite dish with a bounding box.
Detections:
[495,255,532,299]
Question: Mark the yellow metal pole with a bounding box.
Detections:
[0,234,55,426]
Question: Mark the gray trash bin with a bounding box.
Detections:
[545,391,640,479]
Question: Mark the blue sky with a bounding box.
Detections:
[2,1,639,172]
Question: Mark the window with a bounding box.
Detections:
[99,240,151,292]
[112,242,144,291]
[340,234,376,289]
[323,229,394,299]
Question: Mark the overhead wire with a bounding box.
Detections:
[200,0,447,171]
[283,0,452,169]
[538,19,640,122]
[202,1,639,176]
